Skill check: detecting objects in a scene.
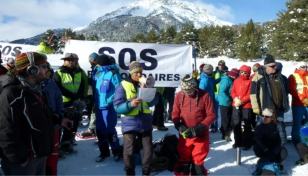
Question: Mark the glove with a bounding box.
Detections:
[227,100,232,107]
[175,122,188,134]
[265,150,276,162]
[234,97,243,107]
[302,98,308,105]
[181,123,205,139]
[253,109,260,114]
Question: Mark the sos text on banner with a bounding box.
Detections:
[0,42,37,64]
[63,40,192,87]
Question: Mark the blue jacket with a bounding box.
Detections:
[91,65,98,96]
[95,65,121,109]
[41,79,64,116]
[113,77,158,134]
[199,72,215,101]
[218,75,233,106]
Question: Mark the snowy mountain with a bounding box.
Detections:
[10,28,65,45]
[75,0,233,41]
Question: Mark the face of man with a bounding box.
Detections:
[64,59,77,68]
[182,89,196,98]
[89,60,96,67]
[299,65,307,71]
[218,64,224,71]
[265,63,277,75]
[8,62,15,67]
[131,71,142,82]
[35,64,49,83]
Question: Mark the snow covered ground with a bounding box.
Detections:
[57,56,307,175]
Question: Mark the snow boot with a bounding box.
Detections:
[99,141,110,158]
[142,167,151,176]
[124,167,135,176]
[174,162,191,176]
[191,164,208,176]
[70,132,77,146]
[112,147,122,162]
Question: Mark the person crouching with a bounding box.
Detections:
[172,74,216,176]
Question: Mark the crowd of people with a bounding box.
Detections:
[0,43,308,176]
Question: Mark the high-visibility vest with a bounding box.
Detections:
[120,80,151,117]
[57,70,82,102]
[293,73,308,94]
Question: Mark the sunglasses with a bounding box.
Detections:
[240,71,248,75]
[268,65,277,68]
[38,64,48,69]
[262,115,272,118]
[218,64,225,66]
[300,66,307,68]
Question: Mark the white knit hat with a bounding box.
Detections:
[298,61,308,67]
[181,74,197,90]
[262,108,273,116]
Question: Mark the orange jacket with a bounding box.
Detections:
[288,69,308,107]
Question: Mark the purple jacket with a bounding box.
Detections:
[113,77,158,134]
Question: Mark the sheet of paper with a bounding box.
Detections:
[137,88,156,102]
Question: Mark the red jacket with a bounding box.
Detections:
[172,88,216,139]
[288,69,308,107]
[231,65,252,108]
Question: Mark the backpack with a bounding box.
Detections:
[160,133,180,171]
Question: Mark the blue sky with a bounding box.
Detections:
[204,0,287,24]
[0,0,288,41]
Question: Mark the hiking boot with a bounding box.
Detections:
[242,145,251,151]
[142,167,151,176]
[279,163,284,170]
[70,132,77,146]
[80,128,96,137]
[175,162,191,175]
[296,159,305,166]
[232,144,241,149]
[157,126,168,131]
[60,141,78,155]
[124,167,135,176]
[96,156,106,163]
[210,129,218,133]
[225,136,232,142]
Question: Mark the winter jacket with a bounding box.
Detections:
[41,78,64,117]
[288,69,308,107]
[52,65,88,106]
[218,75,233,107]
[255,123,282,154]
[113,76,158,134]
[250,66,290,112]
[95,65,121,109]
[213,66,228,94]
[0,74,55,164]
[172,88,216,139]
[0,64,7,76]
[231,65,252,108]
[300,122,308,145]
[91,65,98,96]
[36,42,52,55]
[199,72,215,101]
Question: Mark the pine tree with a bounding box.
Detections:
[146,28,158,43]
[174,23,197,44]
[165,26,176,44]
[131,33,146,43]
[157,29,166,44]
[235,19,262,61]
[87,34,100,41]
[269,0,308,61]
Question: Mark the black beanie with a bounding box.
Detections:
[264,54,276,65]
[96,55,111,66]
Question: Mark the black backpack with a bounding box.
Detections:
[160,133,180,171]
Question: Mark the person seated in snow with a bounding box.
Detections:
[296,122,308,166]
[231,65,253,150]
[218,68,240,142]
[4,58,15,71]
[93,55,122,163]
[253,108,288,176]
[113,61,158,176]
[172,74,215,176]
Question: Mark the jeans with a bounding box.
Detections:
[291,106,308,146]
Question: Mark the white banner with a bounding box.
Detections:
[62,40,192,87]
[0,42,37,64]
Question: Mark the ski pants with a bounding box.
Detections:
[46,129,60,175]
[96,106,120,151]
[296,142,308,162]
[1,157,46,175]
[211,94,219,130]
[123,130,153,169]
[292,106,308,146]
[232,107,253,147]
[220,105,233,138]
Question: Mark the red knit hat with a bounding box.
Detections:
[228,68,240,77]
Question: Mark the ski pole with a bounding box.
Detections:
[237,147,241,165]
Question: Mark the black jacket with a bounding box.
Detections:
[0,74,55,164]
[0,64,7,76]
[254,123,282,154]
[52,65,85,106]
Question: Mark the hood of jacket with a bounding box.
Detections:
[239,65,251,77]
[0,73,19,90]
